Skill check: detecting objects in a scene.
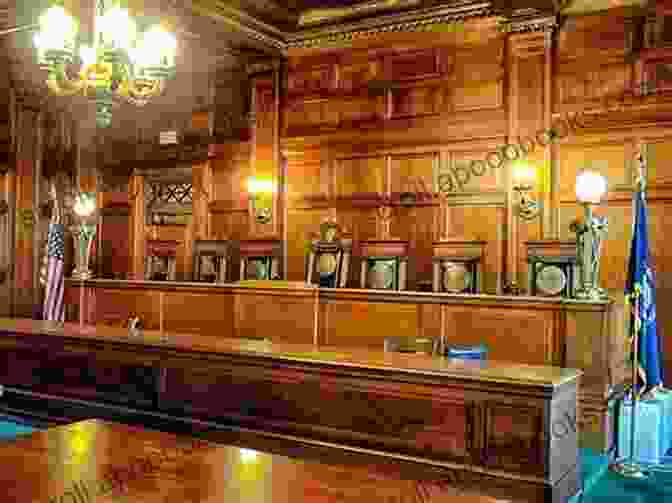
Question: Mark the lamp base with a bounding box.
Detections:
[575,286,608,300]
[610,459,650,479]
[72,269,93,281]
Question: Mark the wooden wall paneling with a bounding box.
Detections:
[449,149,500,193]
[442,306,556,366]
[323,299,421,348]
[99,206,131,279]
[162,291,235,335]
[336,207,378,286]
[388,151,437,201]
[451,205,503,294]
[234,289,316,343]
[91,288,161,329]
[450,41,505,113]
[211,143,251,208]
[558,141,632,202]
[555,9,636,114]
[645,138,672,185]
[394,205,435,289]
[285,208,331,282]
[335,155,386,201]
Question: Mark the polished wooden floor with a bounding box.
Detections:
[0,419,511,502]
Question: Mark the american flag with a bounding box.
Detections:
[43,223,65,322]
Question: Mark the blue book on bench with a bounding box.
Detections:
[447,344,488,360]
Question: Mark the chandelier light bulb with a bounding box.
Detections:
[140,26,177,67]
[576,170,607,204]
[99,7,137,51]
[37,6,78,53]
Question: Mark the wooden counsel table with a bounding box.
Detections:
[0,419,509,502]
[0,318,581,503]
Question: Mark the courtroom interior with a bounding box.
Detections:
[0,0,671,502]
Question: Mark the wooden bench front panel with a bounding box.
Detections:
[160,364,551,480]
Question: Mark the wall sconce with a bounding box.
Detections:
[511,161,540,220]
[248,177,274,224]
[71,192,97,281]
[573,170,608,300]
[0,199,8,284]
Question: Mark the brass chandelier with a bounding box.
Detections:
[33,0,177,127]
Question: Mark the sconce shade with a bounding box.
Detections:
[511,161,536,188]
[248,177,275,194]
[576,171,607,204]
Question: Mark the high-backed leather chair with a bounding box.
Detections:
[192,240,233,283]
[145,240,179,281]
[239,238,282,280]
[359,240,409,291]
[306,222,352,288]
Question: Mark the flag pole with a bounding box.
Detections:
[611,291,648,478]
[611,145,649,479]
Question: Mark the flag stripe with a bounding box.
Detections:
[43,223,65,322]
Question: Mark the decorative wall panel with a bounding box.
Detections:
[558,142,631,202]
[335,156,386,199]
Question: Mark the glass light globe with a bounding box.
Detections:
[99,7,136,51]
[248,177,274,194]
[73,193,96,217]
[576,170,607,204]
[511,161,536,188]
[36,6,78,52]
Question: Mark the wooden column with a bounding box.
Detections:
[12,102,43,318]
[129,174,146,280]
[506,35,519,291]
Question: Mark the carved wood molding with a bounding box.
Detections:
[193,2,560,52]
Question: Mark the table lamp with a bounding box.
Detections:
[71,192,97,280]
[573,170,608,300]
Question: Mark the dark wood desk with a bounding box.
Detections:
[0,419,510,502]
[0,318,581,503]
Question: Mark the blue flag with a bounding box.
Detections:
[626,187,663,392]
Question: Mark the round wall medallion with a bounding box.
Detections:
[367,262,394,289]
[318,253,338,275]
[442,262,472,292]
[536,265,566,296]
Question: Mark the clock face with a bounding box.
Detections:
[442,262,472,292]
[366,261,395,289]
[536,265,567,296]
[318,253,338,275]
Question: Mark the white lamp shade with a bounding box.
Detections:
[576,171,607,204]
